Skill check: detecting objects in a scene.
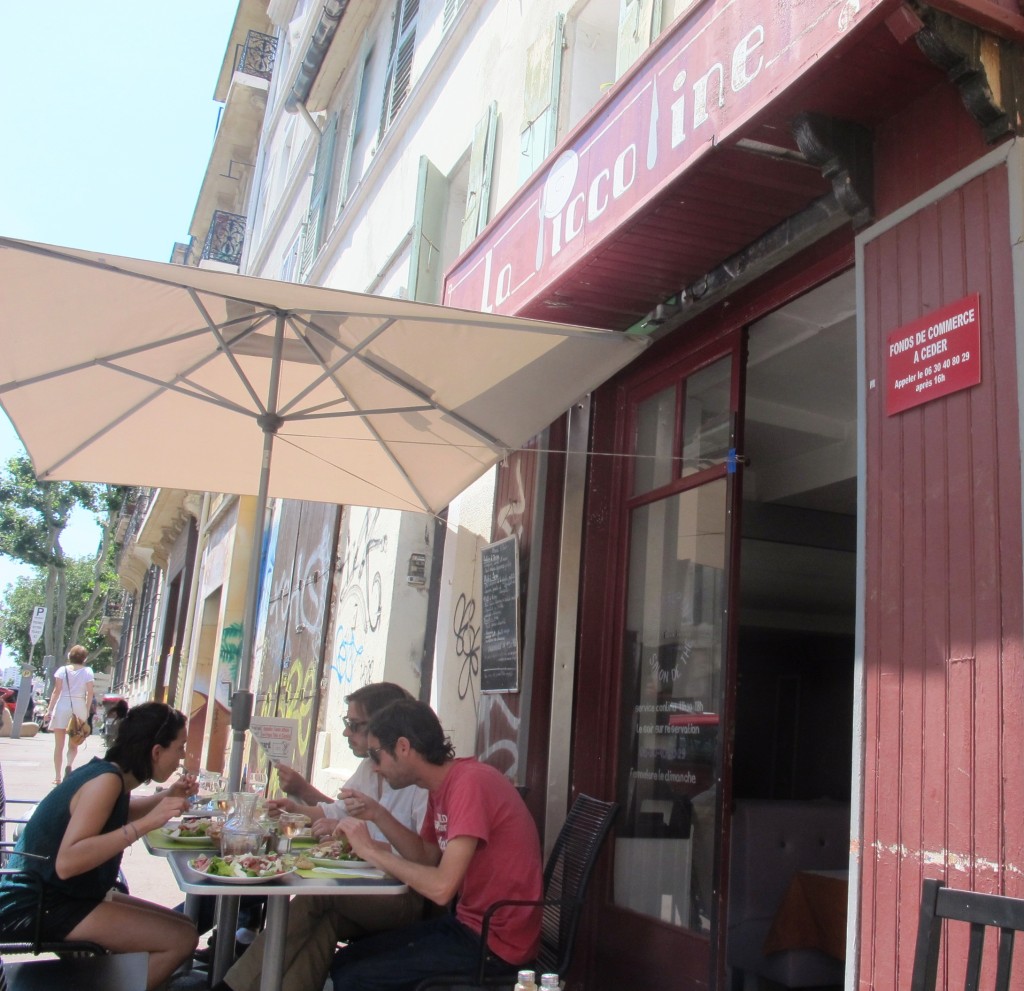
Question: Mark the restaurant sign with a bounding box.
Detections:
[886,294,982,415]
[443,0,880,315]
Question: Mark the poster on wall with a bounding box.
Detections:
[480,535,520,693]
[886,293,982,415]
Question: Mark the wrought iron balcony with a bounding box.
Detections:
[202,211,246,267]
[237,30,278,81]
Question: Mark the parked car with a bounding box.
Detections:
[0,687,17,714]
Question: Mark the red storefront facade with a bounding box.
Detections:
[446,0,1024,988]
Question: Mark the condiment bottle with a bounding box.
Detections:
[514,970,538,991]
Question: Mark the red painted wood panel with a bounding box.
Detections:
[861,161,1023,991]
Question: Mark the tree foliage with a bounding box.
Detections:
[0,558,116,674]
[0,454,125,668]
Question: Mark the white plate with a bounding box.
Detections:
[186,856,296,884]
[161,828,216,844]
[182,806,219,818]
[307,857,373,869]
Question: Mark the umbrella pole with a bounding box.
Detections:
[225,314,285,796]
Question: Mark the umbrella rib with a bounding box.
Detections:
[287,312,507,451]
[97,361,257,418]
[274,432,432,514]
[189,288,272,415]
[276,314,398,417]
[280,404,434,420]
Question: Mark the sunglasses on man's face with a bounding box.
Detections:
[342,717,368,732]
[367,746,389,765]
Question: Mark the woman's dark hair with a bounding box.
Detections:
[111,699,129,719]
[346,682,413,717]
[368,699,455,766]
[105,701,185,781]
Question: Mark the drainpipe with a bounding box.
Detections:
[284,0,349,130]
[178,493,211,732]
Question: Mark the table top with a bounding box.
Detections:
[143,829,316,856]
[763,868,849,960]
[165,851,408,897]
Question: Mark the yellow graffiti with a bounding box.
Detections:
[258,657,318,792]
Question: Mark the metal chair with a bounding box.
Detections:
[910,878,1024,991]
[0,768,36,846]
[414,793,618,991]
[0,858,107,957]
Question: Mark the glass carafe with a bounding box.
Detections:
[220,791,262,856]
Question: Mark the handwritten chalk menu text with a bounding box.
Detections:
[886,293,981,415]
[480,536,520,692]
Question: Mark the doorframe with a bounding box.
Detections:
[571,227,856,990]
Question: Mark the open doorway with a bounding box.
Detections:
[727,270,857,990]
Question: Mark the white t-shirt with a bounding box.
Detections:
[318,757,428,843]
[52,664,95,720]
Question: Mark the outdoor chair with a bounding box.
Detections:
[414,793,618,991]
[0,768,35,846]
[0,858,106,957]
[0,951,149,991]
[910,878,1024,990]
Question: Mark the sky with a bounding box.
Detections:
[0,1,238,602]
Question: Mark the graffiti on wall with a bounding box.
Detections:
[477,693,521,778]
[219,622,243,687]
[453,592,480,704]
[330,510,387,688]
[258,655,317,760]
[337,509,388,635]
[495,458,527,542]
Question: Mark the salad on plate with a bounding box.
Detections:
[188,852,295,881]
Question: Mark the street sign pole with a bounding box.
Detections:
[11,606,46,739]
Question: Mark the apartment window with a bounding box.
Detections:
[379,0,419,141]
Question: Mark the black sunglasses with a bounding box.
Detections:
[367,745,388,765]
[342,716,368,732]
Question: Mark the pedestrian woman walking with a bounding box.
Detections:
[44,644,95,783]
[0,701,200,989]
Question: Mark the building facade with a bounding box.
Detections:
[108,0,1024,987]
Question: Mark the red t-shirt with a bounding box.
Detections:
[421,758,543,963]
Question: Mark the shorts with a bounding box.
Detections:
[0,879,102,941]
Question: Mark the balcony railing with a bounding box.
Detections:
[202,211,246,266]
[237,30,278,81]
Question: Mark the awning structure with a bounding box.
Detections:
[0,238,647,515]
[0,235,647,791]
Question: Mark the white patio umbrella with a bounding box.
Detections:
[0,237,647,788]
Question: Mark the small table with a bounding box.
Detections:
[165,850,408,991]
[762,869,849,960]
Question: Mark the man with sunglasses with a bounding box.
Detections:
[213,682,428,991]
[326,698,543,991]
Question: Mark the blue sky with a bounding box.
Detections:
[0,1,238,597]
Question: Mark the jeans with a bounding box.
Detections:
[329,914,518,991]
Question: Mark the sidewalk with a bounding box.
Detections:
[0,728,185,910]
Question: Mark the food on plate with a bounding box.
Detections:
[304,837,358,861]
[163,817,218,839]
[189,853,293,878]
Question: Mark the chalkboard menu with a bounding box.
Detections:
[480,536,520,693]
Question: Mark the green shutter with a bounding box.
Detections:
[461,102,498,251]
[409,156,448,303]
[299,113,338,281]
[616,0,662,79]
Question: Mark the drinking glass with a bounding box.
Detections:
[247,770,268,794]
[196,771,223,807]
[276,812,309,853]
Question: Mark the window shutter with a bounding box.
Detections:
[409,156,449,303]
[616,0,662,79]
[298,113,338,280]
[379,0,420,141]
[442,0,462,32]
[461,102,498,251]
[518,15,564,183]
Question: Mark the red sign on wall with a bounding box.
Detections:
[885,294,982,415]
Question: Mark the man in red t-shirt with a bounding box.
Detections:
[327,699,543,991]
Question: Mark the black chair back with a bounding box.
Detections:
[536,794,617,977]
[911,878,1024,990]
